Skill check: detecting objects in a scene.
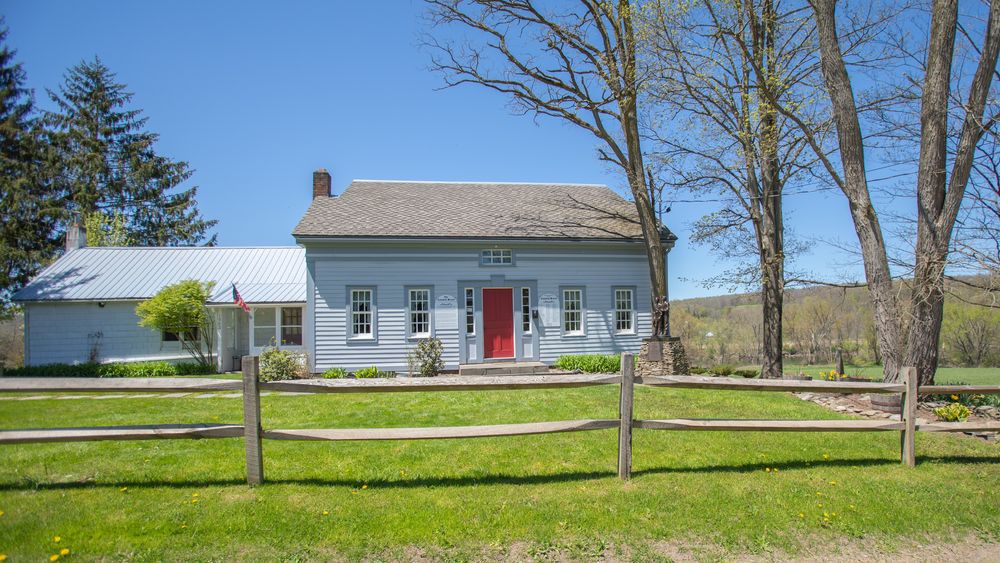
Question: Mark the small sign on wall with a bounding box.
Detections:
[539,293,559,327]
[436,294,458,330]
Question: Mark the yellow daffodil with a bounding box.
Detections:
[60,549,70,556]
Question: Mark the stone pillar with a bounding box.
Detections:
[635,337,690,377]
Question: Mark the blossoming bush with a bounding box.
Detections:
[406,338,444,377]
[258,346,308,382]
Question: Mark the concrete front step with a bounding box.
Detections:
[459,361,549,376]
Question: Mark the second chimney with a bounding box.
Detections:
[65,221,87,252]
[313,168,332,198]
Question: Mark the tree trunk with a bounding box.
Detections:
[618,0,668,305]
[810,0,903,382]
[903,0,1000,385]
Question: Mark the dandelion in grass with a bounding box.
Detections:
[181,524,188,529]
[53,536,61,543]
[951,395,959,401]
[0,554,7,561]
[322,511,330,516]
[362,485,368,490]
[50,555,59,561]
[60,549,70,556]
[192,493,199,498]
[829,481,837,486]
[120,487,127,492]
[822,453,830,460]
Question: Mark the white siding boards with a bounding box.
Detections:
[304,240,656,372]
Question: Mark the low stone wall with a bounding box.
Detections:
[636,337,690,377]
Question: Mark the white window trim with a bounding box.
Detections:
[613,287,636,335]
[521,287,532,335]
[480,248,513,266]
[348,287,376,340]
[406,287,433,339]
[465,288,475,336]
[561,287,585,337]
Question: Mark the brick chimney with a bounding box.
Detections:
[313,168,332,198]
[65,220,87,252]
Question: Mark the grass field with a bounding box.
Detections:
[1,380,999,560]
[783,364,1000,385]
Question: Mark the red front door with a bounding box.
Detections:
[483,288,514,359]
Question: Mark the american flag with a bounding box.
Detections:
[232,283,251,313]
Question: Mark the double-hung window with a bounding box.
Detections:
[521,287,531,334]
[562,288,583,335]
[614,288,634,334]
[350,289,374,338]
[465,288,475,335]
[408,288,431,337]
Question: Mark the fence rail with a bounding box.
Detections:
[1,355,998,484]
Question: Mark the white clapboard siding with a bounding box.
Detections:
[308,241,655,371]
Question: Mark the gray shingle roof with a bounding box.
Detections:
[13,247,305,303]
[293,180,673,241]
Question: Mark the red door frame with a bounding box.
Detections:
[482,288,515,359]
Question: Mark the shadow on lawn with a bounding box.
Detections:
[2,454,996,492]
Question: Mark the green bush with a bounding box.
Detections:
[689,366,708,375]
[709,364,735,377]
[4,361,215,378]
[259,347,307,382]
[933,402,971,422]
[322,367,349,379]
[353,365,395,379]
[407,338,445,377]
[733,368,758,378]
[552,354,621,373]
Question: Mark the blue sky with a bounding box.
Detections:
[2,0,890,299]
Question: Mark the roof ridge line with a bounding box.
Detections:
[350,179,609,187]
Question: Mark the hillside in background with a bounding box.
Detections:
[672,278,999,369]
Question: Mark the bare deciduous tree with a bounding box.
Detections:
[641,0,828,377]
[424,0,671,306]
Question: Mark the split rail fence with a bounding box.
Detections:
[1,353,998,484]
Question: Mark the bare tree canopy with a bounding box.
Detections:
[424,0,670,304]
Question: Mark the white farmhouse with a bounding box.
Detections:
[15,169,677,373]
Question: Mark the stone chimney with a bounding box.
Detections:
[313,168,332,198]
[65,220,87,252]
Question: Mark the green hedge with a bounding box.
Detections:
[3,361,216,378]
[552,354,623,373]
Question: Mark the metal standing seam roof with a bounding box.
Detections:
[293,180,677,241]
[13,247,306,304]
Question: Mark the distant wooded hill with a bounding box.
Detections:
[672,278,999,369]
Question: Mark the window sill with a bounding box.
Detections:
[408,334,432,341]
[614,331,636,337]
[562,332,586,338]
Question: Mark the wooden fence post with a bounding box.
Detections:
[242,355,264,485]
[618,352,635,481]
[900,366,917,467]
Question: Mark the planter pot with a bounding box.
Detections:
[871,393,901,414]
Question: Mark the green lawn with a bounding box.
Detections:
[1,386,998,560]
[783,364,1000,385]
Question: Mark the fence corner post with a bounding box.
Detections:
[900,366,917,467]
[618,352,635,481]
[242,355,264,485]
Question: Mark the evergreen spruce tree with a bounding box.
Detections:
[0,22,61,316]
[45,57,217,246]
